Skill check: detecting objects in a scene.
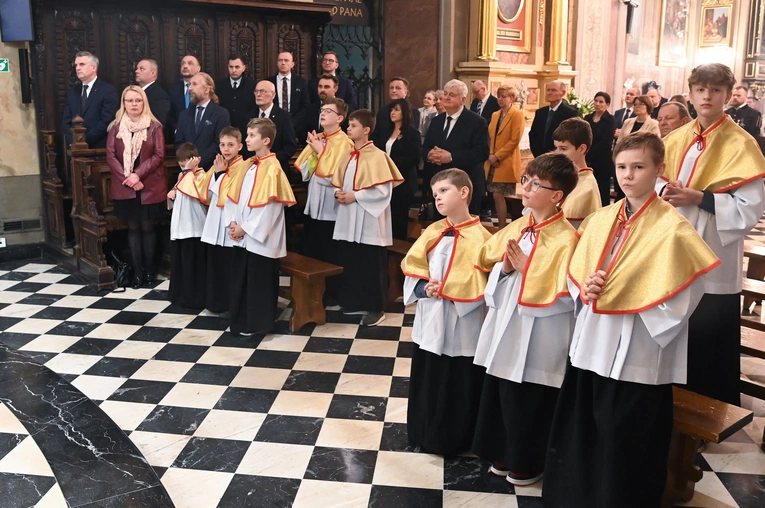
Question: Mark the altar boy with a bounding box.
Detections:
[401,169,491,456]
[472,153,578,485]
[331,109,403,326]
[543,132,719,507]
[225,118,296,335]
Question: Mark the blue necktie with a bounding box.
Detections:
[184,83,190,109]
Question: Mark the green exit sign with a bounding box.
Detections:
[0,59,9,73]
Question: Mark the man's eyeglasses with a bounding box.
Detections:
[254,89,273,95]
[322,58,337,64]
[320,108,339,115]
[520,175,559,192]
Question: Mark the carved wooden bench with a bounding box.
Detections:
[279,252,343,333]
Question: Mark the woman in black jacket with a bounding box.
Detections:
[585,91,617,206]
[376,98,422,240]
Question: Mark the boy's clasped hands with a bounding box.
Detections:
[502,239,529,274]
[228,221,245,242]
[584,270,608,301]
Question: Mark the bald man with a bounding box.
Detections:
[528,80,578,157]
[470,80,500,125]
[135,59,170,127]
[250,80,296,173]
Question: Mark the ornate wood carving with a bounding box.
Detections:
[230,22,262,79]
[119,14,157,87]
[278,25,305,77]
[178,18,215,71]
[54,11,95,108]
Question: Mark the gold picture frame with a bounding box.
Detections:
[658,0,689,67]
[496,0,532,53]
[699,1,733,48]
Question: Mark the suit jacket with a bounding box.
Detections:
[62,77,119,148]
[373,101,421,147]
[618,117,660,142]
[528,102,579,157]
[106,121,167,204]
[308,75,358,112]
[726,105,762,138]
[267,73,311,135]
[486,106,524,184]
[174,101,231,170]
[378,124,421,195]
[613,107,635,129]
[585,112,616,174]
[470,94,500,125]
[143,82,171,128]
[216,76,257,138]
[168,80,192,143]
[650,97,668,119]
[249,105,297,173]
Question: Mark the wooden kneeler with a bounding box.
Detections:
[279,252,343,333]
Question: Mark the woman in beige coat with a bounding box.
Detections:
[618,95,661,142]
[485,85,525,228]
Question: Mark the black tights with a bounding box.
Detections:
[127,219,156,277]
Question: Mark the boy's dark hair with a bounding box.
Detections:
[246,117,276,149]
[688,63,736,92]
[176,142,199,163]
[349,108,377,132]
[613,131,665,166]
[552,117,593,153]
[430,168,473,204]
[525,153,578,198]
[219,126,242,143]
[323,97,348,119]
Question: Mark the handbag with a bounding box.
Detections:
[110,252,133,292]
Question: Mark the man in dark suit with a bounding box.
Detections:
[135,59,170,128]
[250,80,297,174]
[373,77,421,146]
[174,72,231,169]
[216,54,257,143]
[528,80,578,157]
[268,51,310,139]
[308,51,357,112]
[646,85,667,120]
[470,80,500,125]
[302,75,349,140]
[168,55,201,141]
[62,51,119,148]
[613,86,639,140]
[422,79,490,215]
[726,86,762,137]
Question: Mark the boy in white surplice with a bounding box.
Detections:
[472,153,579,486]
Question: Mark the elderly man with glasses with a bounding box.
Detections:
[249,80,296,173]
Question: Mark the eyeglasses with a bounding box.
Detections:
[520,175,559,192]
[254,89,273,95]
[444,92,460,98]
[320,108,339,115]
[322,58,337,63]
[124,99,143,104]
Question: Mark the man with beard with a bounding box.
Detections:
[308,52,357,111]
[168,55,202,141]
[301,74,348,140]
[726,85,762,137]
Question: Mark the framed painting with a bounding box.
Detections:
[657,0,689,67]
[699,2,733,47]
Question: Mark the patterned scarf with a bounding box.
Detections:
[116,115,151,177]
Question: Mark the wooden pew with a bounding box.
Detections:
[278,252,343,333]
[663,387,753,507]
[743,244,765,310]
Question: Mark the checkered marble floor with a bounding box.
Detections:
[0,252,763,507]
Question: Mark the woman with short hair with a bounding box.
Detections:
[585,91,617,205]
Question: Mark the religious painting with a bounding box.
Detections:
[527,87,538,105]
[699,2,732,47]
[496,0,531,53]
[657,0,689,67]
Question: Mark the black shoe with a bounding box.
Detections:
[144,272,156,286]
[132,277,143,290]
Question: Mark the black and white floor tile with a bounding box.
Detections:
[0,246,763,507]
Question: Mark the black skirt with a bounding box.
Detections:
[169,238,207,310]
[543,366,673,508]
[686,292,741,405]
[336,241,387,313]
[229,247,280,335]
[205,244,233,313]
[407,343,484,456]
[113,192,166,222]
[471,375,559,474]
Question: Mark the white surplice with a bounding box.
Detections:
[300,151,339,221]
[201,174,236,247]
[332,158,393,246]
[474,232,574,388]
[404,237,486,357]
[170,191,207,240]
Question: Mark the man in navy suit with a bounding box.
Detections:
[422,79,490,215]
[268,51,310,139]
[174,72,231,170]
[528,80,578,157]
[308,51,357,112]
[373,77,421,146]
[216,54,257,144]
[613,86,638,141]
[168,55,201,141]
[250,80,297,174]
[469,80,500,125]
[135,59,170,128]
[62,51,119,148]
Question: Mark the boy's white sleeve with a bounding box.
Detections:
[712,180,765,246]
[241,201,282,244]
[354,183,392,219]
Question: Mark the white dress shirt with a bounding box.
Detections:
[444,106,464,138]
[277,73,292,110]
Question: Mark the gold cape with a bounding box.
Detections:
[226,153,297,208]
[476,210,578,307]
[663,115,765,193]
[568,194,720,314]
[330,141,404,191]
[294,128,354,179]
[197,156,249,208]
[401,216,491,302]
[561,168,601,221]
[175,168,207,201]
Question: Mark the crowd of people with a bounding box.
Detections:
[60,51,765,506]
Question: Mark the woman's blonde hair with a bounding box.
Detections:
[108,85,158,130]
[496,85,518,100]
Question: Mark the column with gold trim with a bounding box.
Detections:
[477,0,499,61]
[547,0,570,65]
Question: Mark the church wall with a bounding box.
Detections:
[0,32,44,247]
